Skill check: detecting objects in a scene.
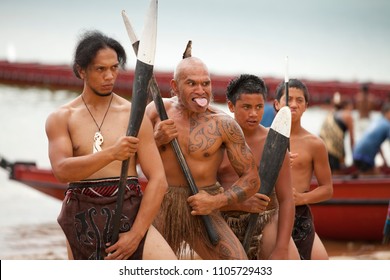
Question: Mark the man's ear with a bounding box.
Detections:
[273,99,281,112]
[170,79,178,96]
[77,65,85,79]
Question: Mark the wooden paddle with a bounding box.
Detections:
[110,0,158,245]
[242,106,291,253]
[121,12,219,245]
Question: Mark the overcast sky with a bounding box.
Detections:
[1,0,389,83]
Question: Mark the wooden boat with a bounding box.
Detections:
[1,156,389,241]
[0,158,68,200]
[1,60,389,106]
[310,174,390,242]
[0,157,149,201]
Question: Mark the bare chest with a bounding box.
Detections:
[69,109,129,156]
[173,113,224,160]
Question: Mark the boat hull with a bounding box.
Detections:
[3,161,389,241]
[1,60,389,106]
[310,176,390,241]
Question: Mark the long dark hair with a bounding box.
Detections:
[72,30,127,79]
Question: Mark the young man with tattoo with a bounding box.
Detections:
[145,57,260,259]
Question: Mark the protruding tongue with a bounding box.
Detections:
[194,97,208,107]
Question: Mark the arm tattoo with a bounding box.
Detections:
[226,185,247,204]
[219,115,244,143]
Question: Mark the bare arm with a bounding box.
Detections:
[45,108,139,182]
[222,118,260,205]
[105,116,168,259]
[145,99,178,147]
[345,112,355,151]
[270,152,295,259]
[132,116,168,237]
[294,138,333,205]
[379,148,389,167]
[189,117,260,214]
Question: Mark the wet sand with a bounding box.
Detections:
[1,221,389,260]
[324,239,390,260]
[0,222,67,260]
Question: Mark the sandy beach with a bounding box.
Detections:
[0,222,67,260]
[1,218,389,260]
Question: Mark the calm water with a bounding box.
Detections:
[0,85,75,259]
[0,84,388,259]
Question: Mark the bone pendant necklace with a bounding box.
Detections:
[81,94,113,153]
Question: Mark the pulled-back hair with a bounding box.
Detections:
[226,74,267,104]
[72,30,127,79]
[274,78,310,104]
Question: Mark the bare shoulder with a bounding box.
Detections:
[208,107,245,143]
[145,96,175,119]
[301,128,327,151]
[208,104,228,115]
[207,104,232,120]
[112,93,131,110]
[46,98,79,125]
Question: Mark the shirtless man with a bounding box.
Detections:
[356,83,376,119]
[45,30,176,260]
[355,83,377,133]
[218,74,299,260]
[273,79,333,260]
[145,57,260,259]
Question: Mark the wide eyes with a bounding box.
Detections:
[186,80,210,87]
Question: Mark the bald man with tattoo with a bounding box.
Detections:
[145,57,260,259]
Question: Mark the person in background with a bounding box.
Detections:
[356,83,376,120]
[145,57,260,260]
[355,83,377,133]
[274,78,333,260]
[260,101,276,127]
[352,102,390,175]
[218,74,299,260]
[46,30,176,260]
[319,92,355,174]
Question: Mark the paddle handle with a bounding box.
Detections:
[124,24,219,245]
[242,213,258,253]
[111,60,153,245]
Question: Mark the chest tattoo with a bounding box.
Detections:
[188,115,221,153]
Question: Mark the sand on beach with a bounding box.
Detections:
[0,222,67,260]
[1,220,389,260]
[0,175,389,261]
